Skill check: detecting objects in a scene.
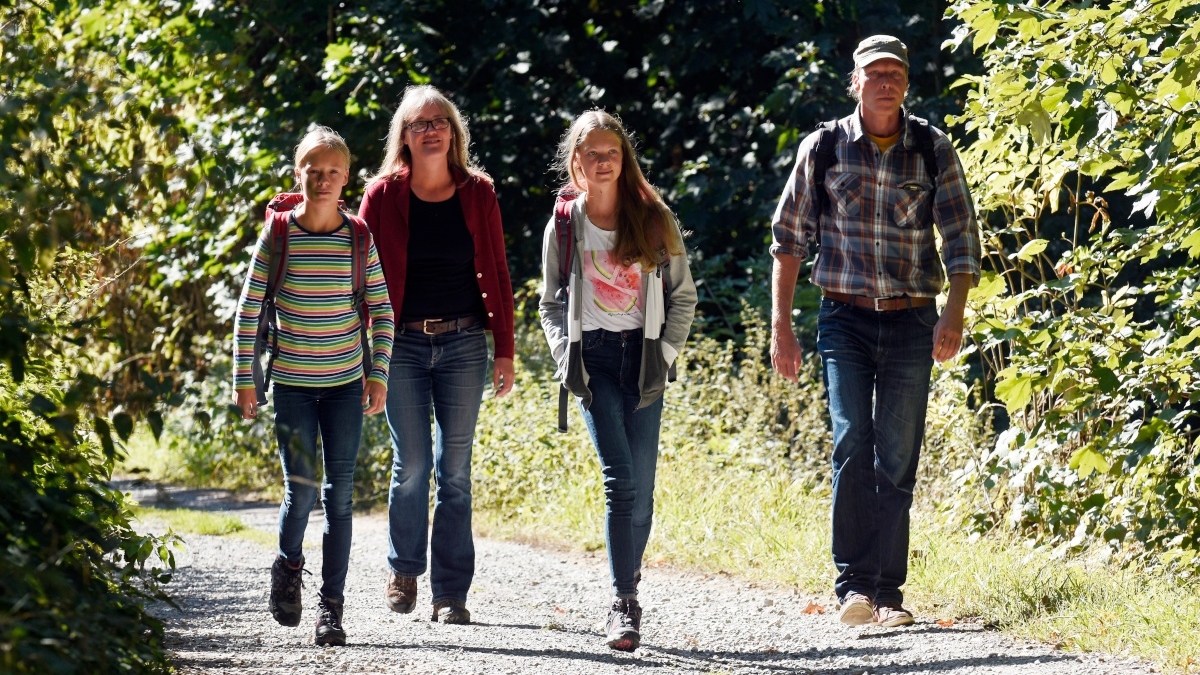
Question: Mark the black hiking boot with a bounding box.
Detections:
[314,595,346,646]
[605,597,642,652]
[269,555,306,627]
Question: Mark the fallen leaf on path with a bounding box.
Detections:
[802,601,826,614]
[937,619,955,627]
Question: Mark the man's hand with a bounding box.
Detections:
[932,311,964,363]
[493,357,515,397]
[770,254,805,383]
[362,379,388,415]
[771,327,804,383]
[235,388,258,420]
[932,273,972,363]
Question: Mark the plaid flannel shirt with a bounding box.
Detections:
[770,108,981,298]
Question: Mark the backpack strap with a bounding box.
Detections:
[347,215,373,381]
[906,115,940,198]
[810,121,839,232]
[251,210,290,406]
[553,195,576,433]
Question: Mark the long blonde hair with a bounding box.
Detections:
[554,110,682,269]
[369,85,490,186]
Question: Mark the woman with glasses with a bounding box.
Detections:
[359,85,514,625]
[538,110,696,651]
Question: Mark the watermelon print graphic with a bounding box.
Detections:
[584,249,642,314]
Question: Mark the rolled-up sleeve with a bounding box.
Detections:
[770,135,819,261]
[931,133,981,284]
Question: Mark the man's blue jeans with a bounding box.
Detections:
[385,324,488,607]
[579,328,664,599]
[273,380,364,601]
[816,298,936,606]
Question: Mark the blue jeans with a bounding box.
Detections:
[579,328,664,598]
[385,324,488,606]
[273,380,364,601]
[816,298,936,606]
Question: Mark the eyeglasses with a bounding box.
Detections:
[405,117,451,134]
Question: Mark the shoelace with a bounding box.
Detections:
[276,566,310,600]
[317,601,343,629]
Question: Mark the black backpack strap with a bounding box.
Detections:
[907,115,939,183]
[348,216,372,381]
[252,213,289,406]
[810,121,839,239]
[553,198,574,433]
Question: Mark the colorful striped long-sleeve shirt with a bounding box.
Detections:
[233,214,395,391]
[770,107,981,298]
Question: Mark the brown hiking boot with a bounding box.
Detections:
[385,571,417,614]
[837,592,874,626]
[873,602,915,627]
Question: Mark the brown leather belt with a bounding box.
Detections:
[824,291,934,312]
[401,315,481,335]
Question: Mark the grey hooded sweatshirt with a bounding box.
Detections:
[538,196,698,411]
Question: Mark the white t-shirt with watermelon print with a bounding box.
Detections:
[580,216,644,332]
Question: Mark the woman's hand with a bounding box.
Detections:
[493,357,515,397]
[235,389,258,420]
[362,379,388,415]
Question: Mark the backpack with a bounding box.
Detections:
[250,192,373,406]
[551,193,675,432]
[811,115,939,224]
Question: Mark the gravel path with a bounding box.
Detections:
[126,483,1159,674]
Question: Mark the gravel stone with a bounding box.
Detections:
[130,485,1160,674]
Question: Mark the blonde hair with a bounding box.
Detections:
[369,85,489,186]
[554,110,683,269]
[294,125,351,171]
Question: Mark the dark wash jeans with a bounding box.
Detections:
[385,323,488,606]
[273,380,364,601]
[578,327,664,599]
[816,298,936,606]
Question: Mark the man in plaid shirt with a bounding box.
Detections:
[769,35,981,628]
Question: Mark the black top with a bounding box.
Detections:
[401,191,486,322]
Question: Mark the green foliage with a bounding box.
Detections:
[947,0,1200,568]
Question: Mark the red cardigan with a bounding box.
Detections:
[358,167,515,359]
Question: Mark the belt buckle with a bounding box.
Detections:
[422,318,444,335]
[873,297,886,312]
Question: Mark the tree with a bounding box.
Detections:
[947,0,1200,568]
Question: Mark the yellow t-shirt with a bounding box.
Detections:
[868,130,901,154]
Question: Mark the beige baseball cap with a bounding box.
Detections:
[853,35,909,69]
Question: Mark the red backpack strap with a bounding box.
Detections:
[553,194,577,292]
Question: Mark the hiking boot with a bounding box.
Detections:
[314,595,346,646]
[385,571,417,614]
[269,555,306,627]
[873,601,915,627]
[431,599,471,625]
[605,597,642,652]
[837,591,874,626]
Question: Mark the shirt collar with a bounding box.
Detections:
[850,105,910,145]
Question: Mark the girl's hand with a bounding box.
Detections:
[363,379,388,415]
[235,389,258,420]
[493,357,515,397]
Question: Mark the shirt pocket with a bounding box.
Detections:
[892,181,933,229]
[826,171,863,218]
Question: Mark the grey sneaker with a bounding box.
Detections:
[605,597,642,652]
[385,571,418,614]
[314,595,346,646]
[269,556,306,627]
[837,592,874,626]
[873,602,915,627]
[431,599,471,625]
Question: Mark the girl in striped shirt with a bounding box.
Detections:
[232,127,394,646]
